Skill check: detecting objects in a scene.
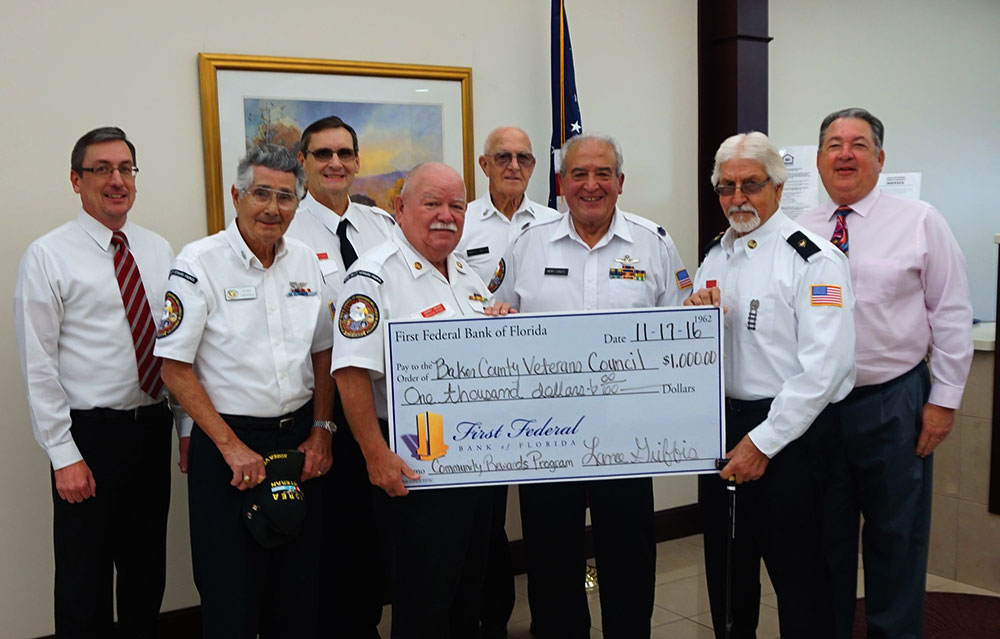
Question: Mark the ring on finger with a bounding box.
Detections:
[242,474,251,483]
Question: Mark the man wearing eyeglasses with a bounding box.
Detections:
[14,126,178,637]
[284,115,396,637]
[685,132,855,639]
[155,144,335,637]
[797,108,973,639]
[451,125,561,638]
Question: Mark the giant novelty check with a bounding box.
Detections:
[385,307,725,489]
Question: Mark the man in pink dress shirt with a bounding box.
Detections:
[798,108,973,639]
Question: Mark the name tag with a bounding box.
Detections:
[544,267,569,276]
[466,246,490,257]
[225,286,257,301]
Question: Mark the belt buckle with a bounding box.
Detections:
[278,417,295,430]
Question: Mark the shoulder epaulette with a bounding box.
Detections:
[701,232,725,263]
[786,231,820,260]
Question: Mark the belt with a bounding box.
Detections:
[71,401,168,422]
[725,397,773,413]
[847,361,926,401]
[219,402,311,431]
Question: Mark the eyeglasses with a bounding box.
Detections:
[304,147,357,163]
[79,165,139,178]
[241,186,300,212]
[714,177,771,197]
[489,151,536,168]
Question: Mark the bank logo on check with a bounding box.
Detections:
[415,412,450,461]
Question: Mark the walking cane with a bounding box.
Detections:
[716,459,737,639]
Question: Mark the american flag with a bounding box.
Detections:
[676,269,693,290]
[810,285,843,306]
[548,0,583,210]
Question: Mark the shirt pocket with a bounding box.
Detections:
[851,257,919,304]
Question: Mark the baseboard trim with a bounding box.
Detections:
[33,503,701,639]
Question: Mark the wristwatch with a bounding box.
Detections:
[313,420,337,434]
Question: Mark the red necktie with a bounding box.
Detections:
[830,205,852,256]
[111,231,163,399]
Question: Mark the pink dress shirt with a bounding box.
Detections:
[798,188,973,409]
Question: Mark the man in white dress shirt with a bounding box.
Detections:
[686,131,855,639]
[15,126,176,638]
[283,115,395,637]
[332,162,494,638]
[155,144,335,638]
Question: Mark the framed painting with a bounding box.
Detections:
[198,53,475,233]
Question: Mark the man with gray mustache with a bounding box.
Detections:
[685,131,855,638]
[332,163,495,638]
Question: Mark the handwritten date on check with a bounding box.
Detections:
[385,307,725,489]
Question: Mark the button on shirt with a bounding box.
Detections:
[14,210,175,469]
[331,228,492,420]
[492,207,688,312]
[693,211,856,457]
[797,188,973,408]
[455,193,562,283]
[153,221,334,424]
[285,192,395,275]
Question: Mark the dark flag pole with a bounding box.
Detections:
[549,0,583,210]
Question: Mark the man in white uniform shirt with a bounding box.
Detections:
[15,126,177,638]
[333,163,494,639]
[155,144,335,638]
[283,115,395,638]
[686,132,855,639]
[491,133,690,639]
[457,126,561,285]
[798,108,973,639]
[454,125,561,637]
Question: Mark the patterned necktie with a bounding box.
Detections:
[336,218,359,269]
[110,231,163,399]
[830,205,852,256]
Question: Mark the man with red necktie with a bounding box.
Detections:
[15,126,178,638]
[798,108,974,639]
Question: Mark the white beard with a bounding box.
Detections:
[727,205,761,234]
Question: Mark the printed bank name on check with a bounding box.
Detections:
[385,307,725,489]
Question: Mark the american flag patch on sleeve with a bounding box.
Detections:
[810,284,843,307]
[675,269,693,290]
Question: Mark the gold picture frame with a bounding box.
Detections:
[198,53,475,233]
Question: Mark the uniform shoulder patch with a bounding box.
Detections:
[810,284,843,307]
[338,294,380,338]
[169,268,197,284]
[156,291,183,338]
[487,258,506,293]
[675,269,693,290]
[344,269,384,285]
[786,231,820,260]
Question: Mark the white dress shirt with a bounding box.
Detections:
[797,188,973,408]
[455,193,562,283]
[15,210,175,469]
[694,211,856,457]
[154,221,334,423]
[492,207,689,312]
[331,228,492,420]
[285,192,395,277]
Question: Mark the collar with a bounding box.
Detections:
[721,210,787,260]
[299,191,345,235]
[76,209,133,252]
[479,193,536,222]
[225,219,287,270]
[822,187,880,220]
[392,227,469,281]
[549,207,632,249]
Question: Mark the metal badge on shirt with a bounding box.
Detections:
[288,281,317,297]
[609,255,645,281]
[747,299,759,331]
[225,286,256,301]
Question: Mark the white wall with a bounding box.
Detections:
[769,0,1000,320]
[0,1,698,635]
